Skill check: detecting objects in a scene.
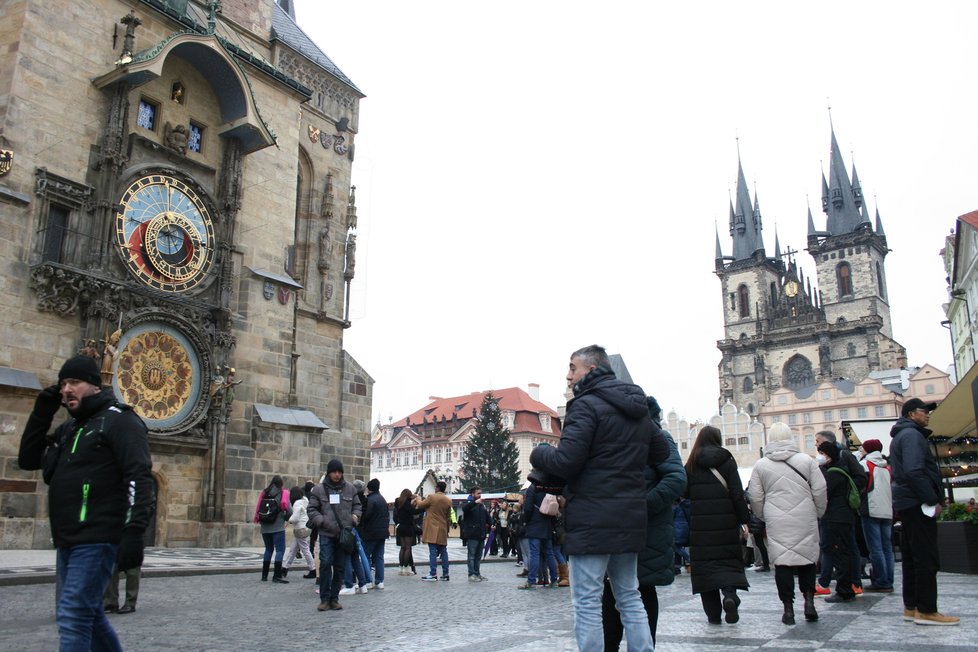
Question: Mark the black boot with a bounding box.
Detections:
[782,601,795,625]
[272,561,289,584]
[803,591,818,622]
[261,560,270,581]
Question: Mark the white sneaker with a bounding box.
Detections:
[338,586,355,596]
[372,582,384,590]
[355,585,369,594]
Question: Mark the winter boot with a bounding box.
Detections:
[781,601,795,625]
[803,591,818,622]
[557,563,570,587]
[281,566,289,578]
[272,561,289,584]
[261,560,270,582]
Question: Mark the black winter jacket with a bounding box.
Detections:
[360,491,390,540]
[637,431,687,587]
[529,367,652,555]
[889,417,942,510]
[523,483,556,540]
[821,458,857,524]
[685,445,749,594]
[460,497,492,541]
[18,389,154,548]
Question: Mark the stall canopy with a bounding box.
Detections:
[927,361,978,487]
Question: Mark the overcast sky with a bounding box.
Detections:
[295,1,978,428]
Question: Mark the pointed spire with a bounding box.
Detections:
[875,206,886,235]
[715,224,723,261]
[774,227,782,260]
[821,172,829,214]
[851,163,864,208]
[824,125,864,235]
[807,205,818,236]
[730,152,764,260]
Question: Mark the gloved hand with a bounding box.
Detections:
[33,384,62,421]
[117,529,145,572]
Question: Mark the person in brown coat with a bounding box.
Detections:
[413,480,453,581]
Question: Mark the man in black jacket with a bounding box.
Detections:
[530,345,654,652]
[360,478,389,589]
[18,354,154,651]
[890,399,959,626]
[461,486,493,581]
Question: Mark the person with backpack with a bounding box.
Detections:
[814,430,866,597]
[254,475,292,583]
[18,354,154,651]
[817,441,857,603]
[858,439,895,593]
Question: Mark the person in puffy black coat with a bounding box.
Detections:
[520,482,558,588]
[529,345,654,652]
[602,396,687,648]
[818,440,857,602]
[360,479,389,588]
[684,425,750,625]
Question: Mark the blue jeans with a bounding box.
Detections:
[570,554,654,652]
[362,538,386,584]
[56,544,122,652]
[428,543,449,577]
[318,535,348,602]
[528,537,557,584]
[261,530,285,563]
[861,516,895,589]
[466,538,484,577]
[343,541,371,587]
[553,543,566,565]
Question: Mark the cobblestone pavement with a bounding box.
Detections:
[0,549,975,652]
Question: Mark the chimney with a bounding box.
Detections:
[528,383,540,400]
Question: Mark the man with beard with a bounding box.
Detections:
[19,354,154,651]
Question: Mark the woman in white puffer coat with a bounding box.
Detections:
[748,423,827,626]
[282,486,317,579]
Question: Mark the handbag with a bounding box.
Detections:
[539,493,559,516]
[329,499,357,553]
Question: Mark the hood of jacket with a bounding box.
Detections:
[572,367,649,420]
[763,439,801,461]
[890,416,931,439]
[696,445,733,470]
[864,450,888,467]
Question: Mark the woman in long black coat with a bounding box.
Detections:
[684,426,750,624]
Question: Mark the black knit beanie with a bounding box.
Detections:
[58,355,102,387]
[326,459,344,474]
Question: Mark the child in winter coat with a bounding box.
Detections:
[282,486,317,579]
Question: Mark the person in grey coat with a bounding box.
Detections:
[307,459,362,611]
[748,422,827,625]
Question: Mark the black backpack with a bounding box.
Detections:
[257,489,282,524]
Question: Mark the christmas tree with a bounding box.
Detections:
[460,392,521,493]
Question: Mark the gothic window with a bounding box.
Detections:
[876,262,886,300]
[32,169,93,267]
[188,122,203,153]
[743,376,753,393]
[847,342,856,357]
[783,355,815,389]
[738,284,750,318]
[746,403,755,415]
[137,98,158,131]
[770,282,777,306]
[836,262,853,297]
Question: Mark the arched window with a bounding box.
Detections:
[770,282,777,306]
[743,376,753,393]
[837,262,853,297]
[783,355,815,389]
[876,262,886,300]
[738,284,750,318]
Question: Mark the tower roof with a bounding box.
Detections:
[729,156,765,260]
[823,127,866,235]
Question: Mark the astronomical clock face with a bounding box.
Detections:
[116,174,215,292]
[112,324,204,430]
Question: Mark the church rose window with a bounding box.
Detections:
[783,355,814,388]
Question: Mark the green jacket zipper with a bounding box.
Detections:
[70,427,83,454]
[80,482,90,522]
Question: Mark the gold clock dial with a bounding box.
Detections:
[116,174,215,292]
[115,328,197,425]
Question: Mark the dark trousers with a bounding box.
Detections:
[818,519,861,589]
[900,507,940,614]
[701,588,739,622]
[601,577,659,648]
[826,521,855,598]
[774,563,816,603]
[496,527,510,555]
[754,533,771,568]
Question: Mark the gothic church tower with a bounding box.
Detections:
[716,126,907,414]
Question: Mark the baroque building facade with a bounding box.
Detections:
[371,385,562,493]
[0,0,372,549]
[716,126,907,418]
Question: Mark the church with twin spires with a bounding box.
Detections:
[715,126,908,417]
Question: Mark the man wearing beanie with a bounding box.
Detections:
[18,354,154,650]
[360,478,389,590]
[857,439,895,593]
[308,459,362,611]
[890,398,959,625]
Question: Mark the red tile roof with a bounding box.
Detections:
[391,386,560,436]
[960,210,978,230]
